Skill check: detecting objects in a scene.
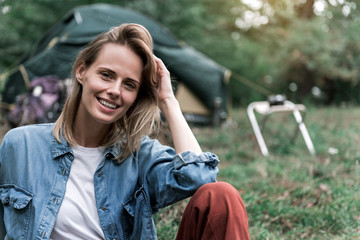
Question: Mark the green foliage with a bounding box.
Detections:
[155,106,360,239]
[1,0,360,106]
[284,17,360,104]
[250,1,360,105]
[0,1,89,70]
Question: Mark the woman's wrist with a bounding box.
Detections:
[158,96,202,154]
[159,96,181,117]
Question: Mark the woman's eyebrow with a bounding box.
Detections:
[98,67,141,83]
[127,78,141,85]
[98,67,116,75]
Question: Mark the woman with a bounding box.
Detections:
[0,23,249,239]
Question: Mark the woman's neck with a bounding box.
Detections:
[73,116,111,148]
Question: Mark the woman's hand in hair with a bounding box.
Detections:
[154,56,202,154]
[154,56,176,110]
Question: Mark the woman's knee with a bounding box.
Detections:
[183,182,250,240]
[195,181,242,200]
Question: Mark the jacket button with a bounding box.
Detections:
[98,173,102,177]
[101,206,106,211]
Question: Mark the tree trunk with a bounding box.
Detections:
[296,0,315,19]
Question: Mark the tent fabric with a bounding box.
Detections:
[2,3,229,122]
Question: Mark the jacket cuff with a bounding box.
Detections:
[173,151,219,169]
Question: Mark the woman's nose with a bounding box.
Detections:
[107,81,121,97]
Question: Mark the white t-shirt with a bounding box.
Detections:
[50,145,106,240]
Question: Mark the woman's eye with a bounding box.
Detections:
[101,72,111,79]
[124,82,136,89]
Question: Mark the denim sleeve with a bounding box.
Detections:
[0,138,6,239]
[0,200,4,240]
[137,137,219,213]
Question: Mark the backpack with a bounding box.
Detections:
[8,75,69,126]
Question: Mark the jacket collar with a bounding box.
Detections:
[51,134,73,159]
[51,133,122,161]
[104,143,121,159]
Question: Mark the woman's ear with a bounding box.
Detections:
[76,63,85,84]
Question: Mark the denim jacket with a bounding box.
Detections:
[0,124,219,240]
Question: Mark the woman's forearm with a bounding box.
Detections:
[160,97,202,154]
[154,56,201,154]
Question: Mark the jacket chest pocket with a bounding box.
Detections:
[0,185,33,240]
[122,187,156,240]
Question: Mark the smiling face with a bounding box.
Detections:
[76,43,143,128]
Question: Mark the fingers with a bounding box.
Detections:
[154,55,169,75]
[154,56,174,99]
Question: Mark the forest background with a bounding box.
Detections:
[1,0,360,107]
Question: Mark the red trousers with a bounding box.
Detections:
[176,182,250,240]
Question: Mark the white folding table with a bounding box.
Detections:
[247,100,316,156]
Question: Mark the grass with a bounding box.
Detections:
[154,106,360,239]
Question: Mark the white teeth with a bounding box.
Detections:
[99,99,117,109]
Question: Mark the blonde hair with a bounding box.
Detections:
[53,23,160,162]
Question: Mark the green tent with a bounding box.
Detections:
[1,3,230,124]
